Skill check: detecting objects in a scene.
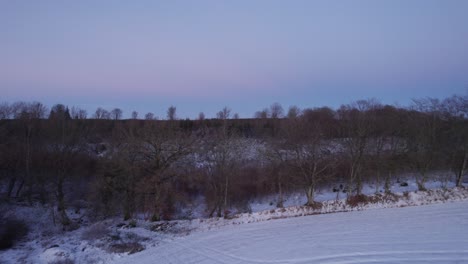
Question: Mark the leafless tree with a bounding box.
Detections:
[131,111,138,119]
[45,109,88,227]
[201,134,243,217]
[110,108,123,120]
[167,106,177,120]
[0,102,12,119]
[93,107,110,119]
[8,102,47,202]
[287,105,301,119]
[198,112,205,121]
[367,105,406,193]
[99,124,145,219]
[442,94,468,187]
[339,99,381,195]
[10,101,48,119]
[71,106,87,119]
[216,106,231,120]
[407,98,444,190]
[260,139,290,208]
[283,117,335,205]
[49,104,71,120]
[134,122,195,220]
[145,112,154,120]
[10,101,38,119]
[270,102,284,119]
[254,108,269,119]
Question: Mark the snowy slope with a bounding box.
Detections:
[1,186,467,263]
[116,201,468,264]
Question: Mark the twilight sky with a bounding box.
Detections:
[1,0,467,118]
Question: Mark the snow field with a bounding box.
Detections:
[1,183,467,264]
[117,201,468,264]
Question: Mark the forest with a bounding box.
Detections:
[0,95,467,229]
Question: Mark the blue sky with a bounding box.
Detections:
[1,0,467,118]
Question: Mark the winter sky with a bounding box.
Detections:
[1,0,467,118]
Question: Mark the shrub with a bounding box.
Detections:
[0,217,29,250]
[128,219,137,228]
[307,201,323,210]
[346,194,369,207]
[81,222,109,241]
[403,191,410,199]
[108,242,144,255]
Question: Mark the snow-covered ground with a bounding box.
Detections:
[1,178,467,263]
[250,174,456,213]
[116,200,468,264]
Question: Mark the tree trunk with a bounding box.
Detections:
[151,186,161,221]
[375,171,380,194]
[124,189,132,221]
[25,126,32,204]
[217,198,222,218]
[306,185,315,206]
[276,180,284,208]
[355,165,363,195]
[347,166,354,198]
[456,153,467,187]
[416,176,427,191]
[384,172,391,194]
[208,202,218,218]
[223,174,229,213]
[57,175,70,226]
[7,176,16,198]
[15,179,24,197]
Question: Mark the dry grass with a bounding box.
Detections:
[81,222,110,241]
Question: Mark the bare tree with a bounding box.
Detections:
[270,102,284,119]
[0,102,12,119]
[198,112,205,121]
[29,102,48,119]
[201,134,242,217]
[93,107,110,119]
[71,106,87,119]
[49,104,71,120]
[131,111,138,119]
[134,122,195,220]
[11,101,43,119]
[339,99,381,196]
[287,105,301,119]
[7,102,47,202]
[254,108,269,119]
[145,112,154,120]
[442,94,468,187]
[283,117,335,205]
[407,98,444,190]
[110,108,123,120]
[9,101,48,119]
[216,106,231,136]
[261,139,290,208]
[44,108,88,227]
[167,106,177,120]
[233,113,239,119]
[100,124,145,219]
[367,105,406,194]
[216,106,231,120]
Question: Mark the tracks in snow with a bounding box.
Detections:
[116,201,468,264]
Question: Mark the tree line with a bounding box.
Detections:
[0,95,467,227]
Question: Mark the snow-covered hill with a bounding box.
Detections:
[117,200,468,264]
[1,186,467,263]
